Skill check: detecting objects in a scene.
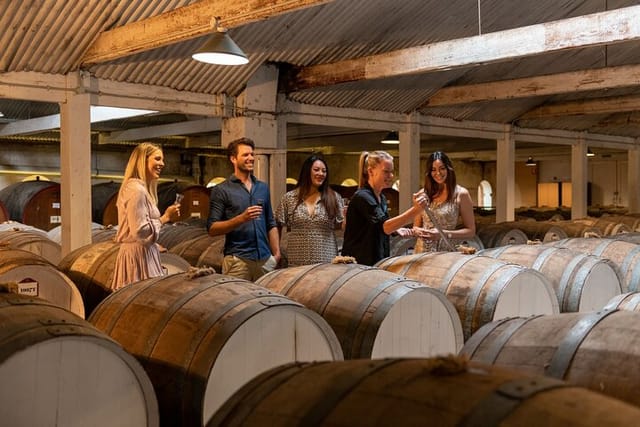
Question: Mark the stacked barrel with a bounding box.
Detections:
[3,179,640,425]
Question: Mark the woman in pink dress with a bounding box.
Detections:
[111,143,180,290]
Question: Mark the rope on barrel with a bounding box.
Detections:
[186,266,217,279]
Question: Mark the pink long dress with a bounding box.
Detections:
[111,179,164,290]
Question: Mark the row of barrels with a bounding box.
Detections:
[4,219,640,321]
[6,258,640,425]
[476,215,640,248]
[0,180,211,230]
[2,221,640,424]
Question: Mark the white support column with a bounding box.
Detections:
[222,64,279,149]
[399,112,421,213]
[222,64,280,200]
[496,126,515,222]
[571,136,588,219]
[629,146,640,213]
[269,117,288,209]
[60,74,92,256]
[254,154,269,183]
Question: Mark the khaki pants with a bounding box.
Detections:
[221,255,277,282]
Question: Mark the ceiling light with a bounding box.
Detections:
[587,148,595,157]
[90,106,157,123]
[381,131,400,144]
[525,156,537,166]
[192,18,248,66]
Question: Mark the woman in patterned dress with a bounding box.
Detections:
[276,154,345,266]
[111,142,181,290]
[414,151,476,252]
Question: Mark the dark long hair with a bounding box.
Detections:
[423,151,456,203]
[296,154,340,219]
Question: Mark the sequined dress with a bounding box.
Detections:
[414,186,461,253]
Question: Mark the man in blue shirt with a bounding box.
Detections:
[207,137,281,280]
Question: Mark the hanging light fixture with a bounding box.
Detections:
[525,156,537,166]
[192,17,249,65]
[587,148,595,157]
[381,131,400,144]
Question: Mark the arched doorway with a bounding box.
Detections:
[478,180,493,209]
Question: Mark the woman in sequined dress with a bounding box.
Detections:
[414,151,476,252]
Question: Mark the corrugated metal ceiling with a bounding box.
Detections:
[1,0,640,149]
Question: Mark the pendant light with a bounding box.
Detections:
[192,17,248,65]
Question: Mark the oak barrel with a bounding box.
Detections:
[169,234,224,271]
[0,180,61,231]
[0,200,8,222]
[476,224,528,248]
[549,220,602,238]
[0,247,84,318]
[0,220,49,235]
[0,229,62,265]
[461,310,640,407]
[91,181,120,226]
[58,240,190,316]
[157,181,211,222]
[604,291,640,311]
[158,222,209,250]
[480,244,622,312]
[0,293,158,426]
[47,223,117,245]
[376,252,558,340]
[609,232,640,245]
[572,217,631,236]
[89,271,343,426]
[208,357,640,427]
[256,263,464,358]
[506,220,568,242]
[547,237,640,292]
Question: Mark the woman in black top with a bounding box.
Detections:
[342,150,427,265]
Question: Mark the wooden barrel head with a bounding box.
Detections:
[0,181,61,231]
[477,224,528,248]
[0,294,158,426]
[548,237,640,292]
[256,263,464,358]
[481,244,622,312]
[0,248,84,318]
[91,181,121,226]
[89,272,342,426]
[377,252,558,340]
[157,181,211,222]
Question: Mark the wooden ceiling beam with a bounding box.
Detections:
[519,94,640,119]
[82,0,335,65]
[424,64,640,107]
[288,5,640,91]
[100,117,222,144]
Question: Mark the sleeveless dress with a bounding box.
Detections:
[414,186,461,253]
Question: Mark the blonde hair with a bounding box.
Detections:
[358,150,393,188]
[120,142,162,205]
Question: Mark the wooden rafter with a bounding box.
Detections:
[81,0,335,65]
[288,5,640,91]
[424,64,640,107]
[519,94,640,119]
